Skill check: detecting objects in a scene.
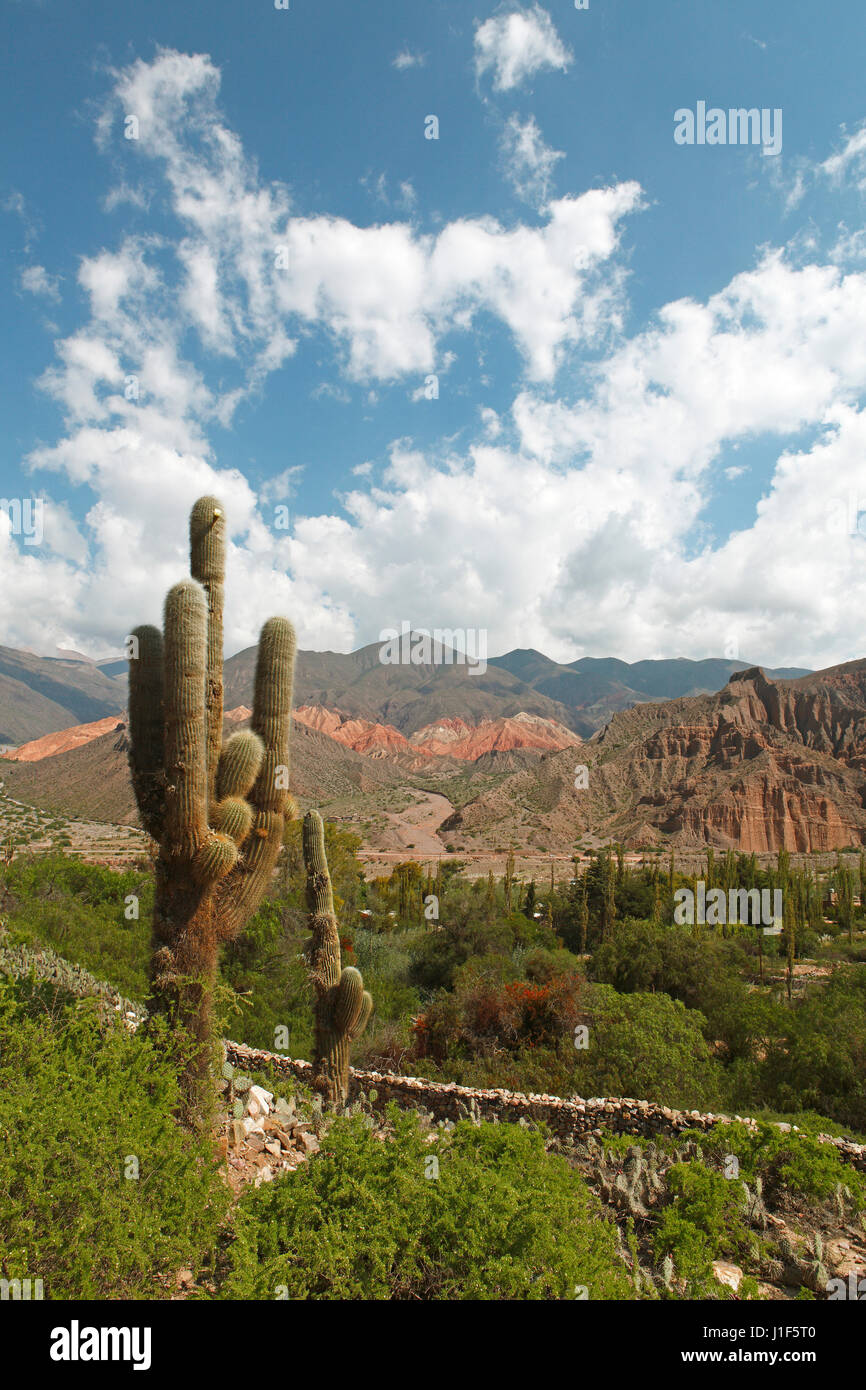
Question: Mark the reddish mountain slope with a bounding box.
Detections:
[3,716,125,762]
[291,705,580,762]
[409,712,581,759]
[441,662,866,854]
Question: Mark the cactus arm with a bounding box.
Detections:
[248,616,296,820]
[163,580,211,860]
[217,616,296,939]
[189,496,226,808]
[302,810,373,1104]
[352,990,374,1040]
[127,623,165,839]
[304,810,342,992]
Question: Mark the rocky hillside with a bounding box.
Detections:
[0,717,406,827]
[4,660,862,856]
[0,646,125,746]
[3,715,125,762]
[442,662,866,853]
[292,705,580,761]
[224,641,806,739]
[0,639,807,745]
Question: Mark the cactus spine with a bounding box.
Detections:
[303,810,372,1107]
[128,496,296,1121]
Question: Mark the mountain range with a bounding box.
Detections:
[441,661,866,854]
[0,640,808,746]
[8,636,863,856]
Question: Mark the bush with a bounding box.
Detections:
[0,853,152,1001]
[759,966,866,1131]
[0,976,230,1299]
[653,1163,752,1293]
[570,984,724,1110]
[222,1108,632,1299]
[684,1121,866,1210]
[413,965,582,1062]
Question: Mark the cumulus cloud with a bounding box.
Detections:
[500,113,564,207]
[475,5,572,91]
[8,47,866,676]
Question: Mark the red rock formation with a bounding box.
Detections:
[291,706,579,762]
[4,716,125,762]
[292,705,417,756]
[410,711,581,760]
[444,663,866,853]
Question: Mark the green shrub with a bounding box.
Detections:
[653,1163,751,1292]
[570,984,723,1110]
[0,853,152,1000]
[222,1109,632,1300]
[759,966,866,1131]
[0,977,230,1299]
[684,1121,866,1209]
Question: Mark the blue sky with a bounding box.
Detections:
[2,0,866,669]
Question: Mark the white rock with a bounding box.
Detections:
[242,1115,265,1137]
[248,1085,273,1116]
[712,1260,743,1292]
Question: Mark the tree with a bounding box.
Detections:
[836,861,855,944]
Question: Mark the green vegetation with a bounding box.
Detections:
[0,975,229,1299]
[684,1121,866,1209]
[3,835,866,1301]
[222,1108,631,1300]
[653,1163,756,1294]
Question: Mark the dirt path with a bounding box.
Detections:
[367,790,454,856]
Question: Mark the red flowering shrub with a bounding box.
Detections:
[413,970,582,1062]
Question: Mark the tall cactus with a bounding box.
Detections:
[303,810,373,1106]
[127,496,296,1119]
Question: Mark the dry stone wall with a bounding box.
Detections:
[224,1040,866,1173]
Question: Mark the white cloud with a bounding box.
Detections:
[500,113,564,207]
[360,171,417,213]
[475,5,572,92]
[19,264,61,301]
[9,48,866,677]
[259,466,304,504]
[821,124,866,191]
[102,182,150,213]
[392,50,425,70]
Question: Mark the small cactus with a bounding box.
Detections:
[303,811,373,1107]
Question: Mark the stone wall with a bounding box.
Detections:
[223,1040,866,1173]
